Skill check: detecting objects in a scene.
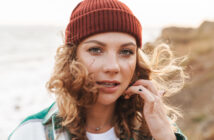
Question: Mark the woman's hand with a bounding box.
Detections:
[124,79,176,140]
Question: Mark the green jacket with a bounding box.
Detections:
[9,102,187,140]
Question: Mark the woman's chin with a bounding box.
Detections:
[96,93,120,106]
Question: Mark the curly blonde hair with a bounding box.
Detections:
[46,41,187,140]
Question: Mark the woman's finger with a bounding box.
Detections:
[132,80,159,96]
[132,80,166,97]
[125,85,156,103]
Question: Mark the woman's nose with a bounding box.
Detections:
[103,55,120,74]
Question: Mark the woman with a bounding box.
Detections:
[9,0,187,140]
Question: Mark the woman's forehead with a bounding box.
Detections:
[80,32,137,46]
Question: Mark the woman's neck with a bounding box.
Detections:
[86,102,116,133]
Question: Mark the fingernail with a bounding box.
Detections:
[125,95,130,99]
[123,94,129,99]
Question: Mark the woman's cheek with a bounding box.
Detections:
[84,57,102,73]
[119,59,136,76]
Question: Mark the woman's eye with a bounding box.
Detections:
[120,49,134,56]
[88,47,102,54]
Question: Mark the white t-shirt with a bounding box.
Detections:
[86,127,120,140]
[10,121,118,140]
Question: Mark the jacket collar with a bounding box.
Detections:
[42,102,59,125]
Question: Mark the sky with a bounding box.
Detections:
[0,0,214,28]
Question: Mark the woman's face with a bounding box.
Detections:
[77,32,137,105]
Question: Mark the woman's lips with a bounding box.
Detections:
[96,80,120,93]
[99,84,120,93]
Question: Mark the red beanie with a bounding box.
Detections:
[65,0,142,47]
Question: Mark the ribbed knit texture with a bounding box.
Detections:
[65,0,142,47]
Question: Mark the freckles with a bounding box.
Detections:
[82,54,95,66]
[85,58,102,74]
[127,60,136,81]
[89,58,96,66]
[120,60,136,79]
[127,61,136,74]
[121,59,136,72]
[119,56,135,67]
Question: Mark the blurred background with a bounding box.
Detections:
[0,0,214,139]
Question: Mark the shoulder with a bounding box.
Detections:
[9,120,46,140]
[8,102,57,140]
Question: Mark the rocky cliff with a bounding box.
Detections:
[146,21,214,140]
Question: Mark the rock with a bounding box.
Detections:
[199,118,214,140]
[160,20,214,44]
[197,21,214,39]
[156,20,214,140]
[160,27,196,43]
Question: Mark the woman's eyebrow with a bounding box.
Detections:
[83,40,106,46]
[121,42,137,48]
[83,40,136,47]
